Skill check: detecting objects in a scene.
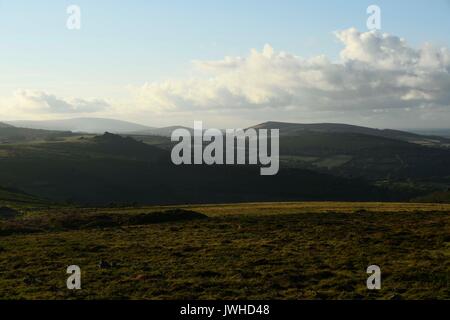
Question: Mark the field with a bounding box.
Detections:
[0,202,449,300]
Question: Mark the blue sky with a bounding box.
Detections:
[0,0,450,128]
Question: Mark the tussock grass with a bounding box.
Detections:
[0,202,449,300]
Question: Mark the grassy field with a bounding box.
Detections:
[0,202,449,300]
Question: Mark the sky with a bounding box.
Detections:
[0,0,450,129]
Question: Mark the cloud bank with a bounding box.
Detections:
[0,90,110,120]
[14,90,110,113]
[135,28,450,119]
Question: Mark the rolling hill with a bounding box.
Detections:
[5,117,154,134]
[277,131,450,184]
[0,122,14,128]
[0,120,449,205]
[128,122,450,186]
[130,126,194,137]
[252,121,450,148]
[0,124,74,144]
[0,132,397,205]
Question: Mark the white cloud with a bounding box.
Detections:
[132,28,450,126]
[0,90,110,120]
[13,90,110,113]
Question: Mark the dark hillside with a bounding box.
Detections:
[0,133,396,205]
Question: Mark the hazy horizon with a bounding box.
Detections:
[4,117,450,134]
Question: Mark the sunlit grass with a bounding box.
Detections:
[0,202,449,300]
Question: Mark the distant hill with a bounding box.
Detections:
[0,125,73,144]
[251,122,450,148]
[276,131,450,182]
[5,118,154,134]
[0,120,448,205]
[131,126,194,137]
[409,129,450,139]
[0,122,14,129]
[130,121,450,186]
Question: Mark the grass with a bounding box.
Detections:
[0,186,51,209]
[0,202,449,300]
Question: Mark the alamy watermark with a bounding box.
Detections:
[66,5,81,30]
[367,5,381,31]
[67,265,81,290]
[367,265,381,290]
[171,121,280,176]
